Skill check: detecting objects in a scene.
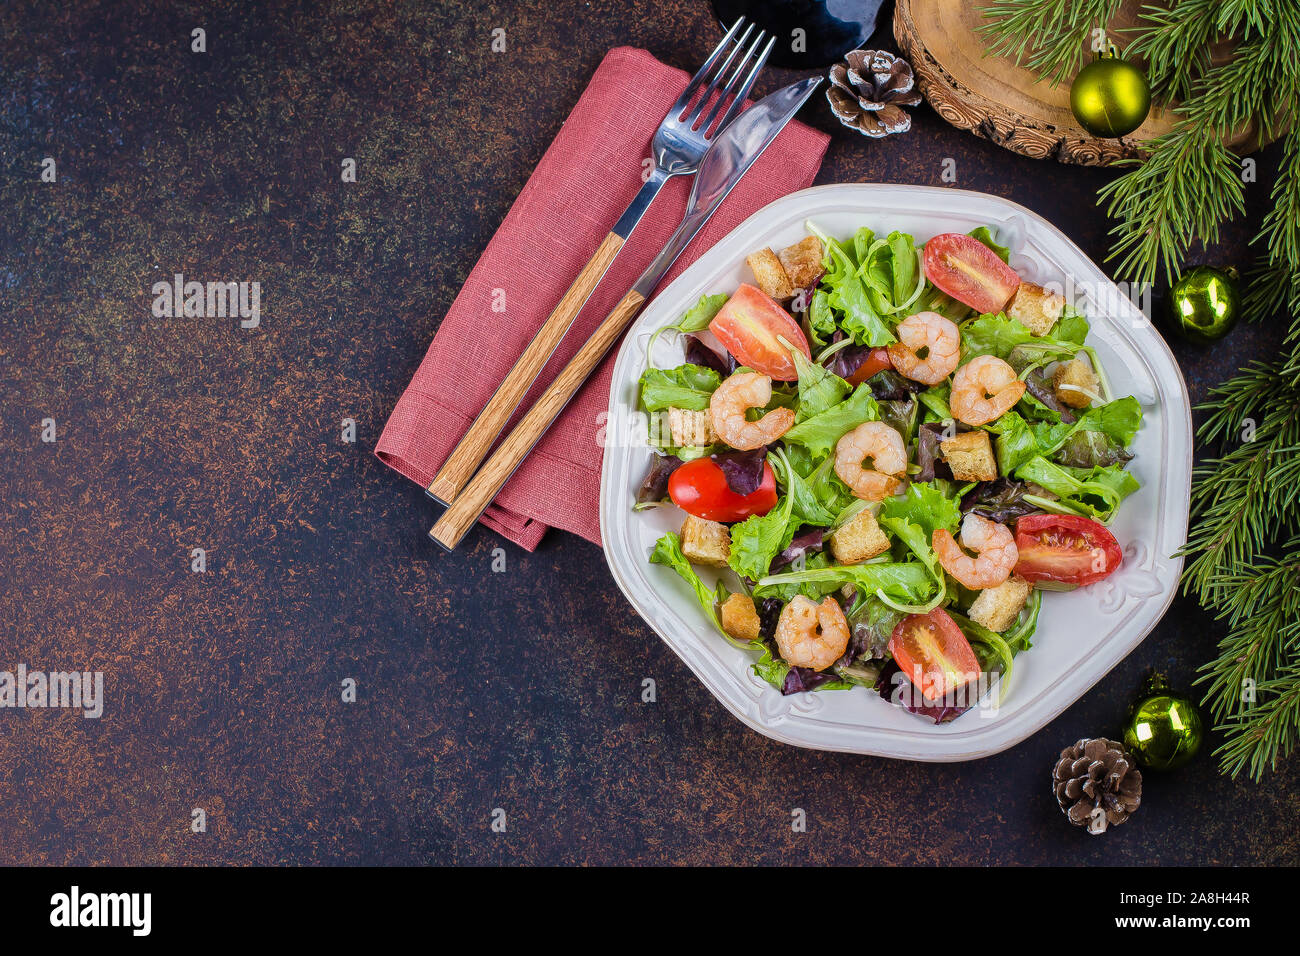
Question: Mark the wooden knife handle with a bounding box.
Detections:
[429,286,647,550]
[426,231,625,505]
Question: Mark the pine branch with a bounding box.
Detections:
[1096,129,1244,286]
[979,0,1123,87]
[1256,130,1300,273]
[1193,543,1300,721]
[1125,0,1219,101]
[1212,664,1300,780]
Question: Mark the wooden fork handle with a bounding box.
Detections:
[426,231,626,505]
[429,286,647,551]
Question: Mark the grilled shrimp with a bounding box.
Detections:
[932,513,1018,589]
[774,595,851,672]
[887,311,961,386]
[949,355,1026,426]
[708,371,795,451]
[834,421,907,501]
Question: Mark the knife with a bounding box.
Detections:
[429,76,823,551]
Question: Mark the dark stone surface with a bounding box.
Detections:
[1,0,1295,865]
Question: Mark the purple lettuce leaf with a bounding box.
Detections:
[636,454,683,504]
[769,525,827,574]
[757,598,784,641]
[825,342,876,380]
[684,334,736,377]
[710,447,769,496]
[866,369,922,401]
[782,666,844,695]
[1023,368,1077,423]
[960,477,1041,524]
[874,662,971,723]
[914,422,954,483]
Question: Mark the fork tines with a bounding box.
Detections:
[674,19,775,140]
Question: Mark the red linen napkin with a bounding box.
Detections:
[376,46,829,550]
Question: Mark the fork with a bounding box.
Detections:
[426,18,775,505]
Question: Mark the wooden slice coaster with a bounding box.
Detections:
[892,0,1260,166]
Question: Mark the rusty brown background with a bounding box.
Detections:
[1,0,1296,865]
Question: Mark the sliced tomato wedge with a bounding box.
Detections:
[1013,514,1122,586]
[844,347,893,386]
[889,608,981,705]
[708,284,811,382]
[923,233,1021,315]
[668,457,777,523]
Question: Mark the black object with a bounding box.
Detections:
[712,0,891,68]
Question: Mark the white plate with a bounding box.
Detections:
[598,184,1191,761]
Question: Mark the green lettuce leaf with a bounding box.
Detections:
[1053,307,1090,345]
[1015,457,1140,523]
[889,231,921,305]
[772,449,839,527]
[755,560,933,603]
[781,384,880,457]
[650,533,733,641]
[638,363,721,413]
[960,312,1080,364]
[991,397,1141,474]
[817,227,897,346]
[727,494,797,581]
[753,550,841,602]
[789,344,852,423]
[646,293,729,364]
[879,481,962,538]
[969,225,1010,262]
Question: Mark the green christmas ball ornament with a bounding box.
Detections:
[1170,265,1240,343]
[1123,674,1204,771]
[1070,53,1151,138]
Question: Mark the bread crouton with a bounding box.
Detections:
[1007,281,1065,336]
[745,247,794,300]
[667,406,715,447]
[968,575,1032,633]
[1051,358,1101,409]
[778,236,825,290]
[720,593,761,642]
[829,509,891,565]
[940,430,998,482]
[681,515,731,568]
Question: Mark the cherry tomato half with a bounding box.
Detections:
[923,233,1021,315]
[889,608,981,705]
[668,457,777,523]
[1013,514,1122,586]
[708,284,811,382]
[845,347,893,386]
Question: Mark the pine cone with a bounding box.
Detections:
[827,49,923,138]
[1053,737,1143,833]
